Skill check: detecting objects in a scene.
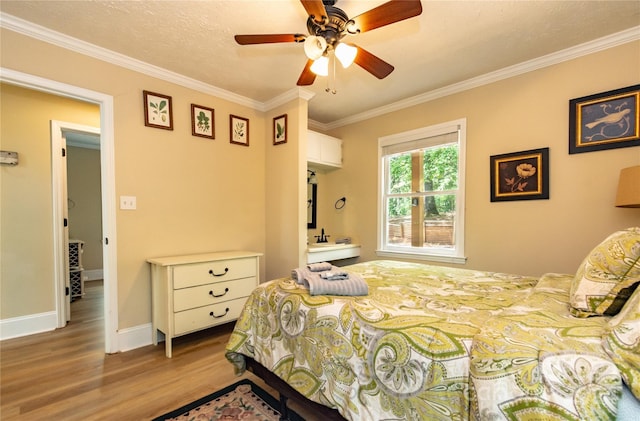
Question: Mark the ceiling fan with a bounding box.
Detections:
[234,0,423,87]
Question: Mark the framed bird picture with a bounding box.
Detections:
[569,84,640,154]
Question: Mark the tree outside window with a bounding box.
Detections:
[379,120,466,263]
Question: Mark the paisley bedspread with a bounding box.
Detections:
[225,260,628,420]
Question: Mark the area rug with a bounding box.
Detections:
[152,379,304,421]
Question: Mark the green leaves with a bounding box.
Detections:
[196,111,210,131]
[149,100,168,122]
[276,122,285,140]
[234,122,244,139]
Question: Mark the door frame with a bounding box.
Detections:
[1,68,119,354]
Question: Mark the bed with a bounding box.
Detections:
[226,228,640,420]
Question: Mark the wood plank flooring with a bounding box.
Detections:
[0,281,316,420]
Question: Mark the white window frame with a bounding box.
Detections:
[377,118,467,264]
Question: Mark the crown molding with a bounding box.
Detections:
[262,87,316,112]
[322,25,640,131]
[307,119,325,131]
[2,12,638,130]
[0,12,263,110]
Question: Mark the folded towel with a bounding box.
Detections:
[291,268,305,283]
[293,265,339,284]
[320,271,349,281]
[307,262,332,272]
[292,267,368,296]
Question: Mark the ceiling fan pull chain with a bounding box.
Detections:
[326,53,337,94]
[331,56,337,94]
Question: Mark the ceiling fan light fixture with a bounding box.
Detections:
[335,42,357,68]
[310,56,329,76]
[303,35,327,60]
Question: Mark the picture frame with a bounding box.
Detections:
[230,115,249,146]
[191,104,215,139]
[273,114,288,145]
[143,90,173,130]
[490,147,549,202]
[569,84,640,154]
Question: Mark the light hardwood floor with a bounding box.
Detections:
[0,281,315,420]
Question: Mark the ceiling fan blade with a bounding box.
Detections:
[353,45,394,79]
[297,60,317,86]
[350,0,422,33]
[235,34,305,45]
[300,0,327,24]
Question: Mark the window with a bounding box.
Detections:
[377,119,466,264]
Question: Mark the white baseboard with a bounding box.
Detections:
[117,323,153,352]
[83,269,103,281]
[0,311,57,340]
[1,314,155,353]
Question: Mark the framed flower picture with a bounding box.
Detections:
[230,115,249,146]
[490,147,549,202]
[143,90,173,130]
[191,104,215,139]
[273,114,287,145]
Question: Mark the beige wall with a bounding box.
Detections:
[0,84,100,318]
[265,97,310,281]
[322,41,640,277]
[2,26,639,335]
[1,29,270,328]
[67,146,103,272]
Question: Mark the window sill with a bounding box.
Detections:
[376,250,467,265]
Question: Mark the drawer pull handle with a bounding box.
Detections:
[209,268,229,277]
[209,288,229,298]
[210,308,229,319]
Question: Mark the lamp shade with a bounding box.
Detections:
[310,56,329,76]
[304,36,327,60]
[335,43,357,68]
[615,165,640,207]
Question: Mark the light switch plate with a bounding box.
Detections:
[120,195,137,210]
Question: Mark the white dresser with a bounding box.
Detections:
[147,250,261,357]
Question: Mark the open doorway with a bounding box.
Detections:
[67,131,103,293]
[1,69,118,354]
[54,126,103,325]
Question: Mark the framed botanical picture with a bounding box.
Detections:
[143,90,173,130]
[230,115,249,146]
[273,114,287,145]
[490,147,549,202]
[191,104,215,139]
[569,84,640,154]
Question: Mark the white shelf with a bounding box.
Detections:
[307,244,360,263]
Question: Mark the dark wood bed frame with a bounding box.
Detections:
[245,357,346,421]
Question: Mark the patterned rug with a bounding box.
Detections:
[152,379,304,421]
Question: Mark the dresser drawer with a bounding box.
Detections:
[174,297,247,335]
[173,258,256,289]
[173,277,255,312]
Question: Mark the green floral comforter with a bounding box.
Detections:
[225,260,623,420]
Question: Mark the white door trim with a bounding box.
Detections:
[1,68,119,354]
[50,120,70,325]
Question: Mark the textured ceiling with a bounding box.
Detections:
[2,1,639,125]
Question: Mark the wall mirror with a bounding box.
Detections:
[307,183,317,229]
